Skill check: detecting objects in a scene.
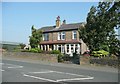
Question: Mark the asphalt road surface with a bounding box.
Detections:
[1,59,118,83]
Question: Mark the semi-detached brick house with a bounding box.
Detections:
[39,16,88,56]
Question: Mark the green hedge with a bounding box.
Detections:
[21,48,43,53]
[58,54,64,62]
[29,48,43,53]
[50,50,60,54]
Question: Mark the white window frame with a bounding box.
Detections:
[42,34,44,41]
[61,32,65,40]
[44,33,49,41]
[72,30,77,39]
[58,32,65,40]
[58,32,61,40]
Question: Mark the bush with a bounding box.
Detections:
[63,54,71,61]
[58,54,64,62]
[29,48,38,53]
[50,50,60,54]
[29,48,43,53]
[91,50,109,57]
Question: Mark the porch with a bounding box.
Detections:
[40,44,81,56]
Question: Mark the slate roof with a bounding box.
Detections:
[39,22,85,33]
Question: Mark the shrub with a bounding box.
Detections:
[58,54,64,62]
[29,48,38,53]
[63,54,71,61]
[29,48,43,53]
[50,50,60,54]
[91,50,109,57]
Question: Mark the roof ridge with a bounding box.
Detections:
[38,22,85,32]
[41,22,85,28]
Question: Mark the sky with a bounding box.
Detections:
[2,2,98,44]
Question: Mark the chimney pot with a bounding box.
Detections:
[56,16,61,28]
[62,20,66,25]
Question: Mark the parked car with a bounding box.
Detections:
[83,50,90,56]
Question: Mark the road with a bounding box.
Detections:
[1,59,118,83]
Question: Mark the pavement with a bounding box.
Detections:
[1,57,119,83]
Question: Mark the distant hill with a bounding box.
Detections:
[0,41,21,45]
[0,41,22,51]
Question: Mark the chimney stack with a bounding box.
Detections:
[62,20,66,25]
[56,16,61,28]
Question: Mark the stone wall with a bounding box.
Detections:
[80,56,119,68]
[2,52,58,63]
[80,56,90,65]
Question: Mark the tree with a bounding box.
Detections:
[29,25,42,48]
[78,1,120,56]
[19,43,26,49]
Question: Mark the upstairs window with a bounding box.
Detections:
[61,32,65,40]
[72,30,77,40]
[43,33,49,41]
[58,32,65,40]
[58,32,61,40]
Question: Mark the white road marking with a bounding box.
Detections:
[0,63,4,65]
[23,70,94,82]
[2,63,23,69]
[0,69,4,71]
[23,74,57,82]
[5,63,21,66]
[29,71,54,74]
[8,66,23,68]
[56,77,94,82]
[52,71,89,77]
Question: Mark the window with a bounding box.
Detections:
[43,33,49,41]
[67,44,69,53]
[58,45,61,52]
[58,32,61,40]
[72,31,77,39]
[58,32,65,40]
[61,45,65,53]
[75,44,78,53]
[61,32,65,40]
[71,44,74,52]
